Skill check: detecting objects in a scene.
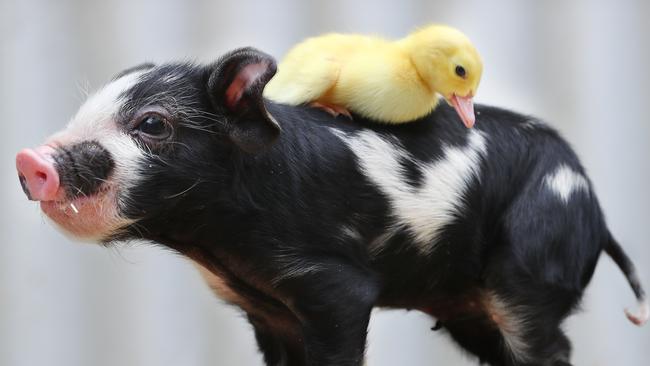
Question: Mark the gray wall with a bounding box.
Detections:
[1,0,648,365]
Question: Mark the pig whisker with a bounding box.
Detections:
[87,148,101,164]
[187,113,226,126]
[76,79,91,100]
[188,121,223,129]
[162,140,193,152]
[92,177,110,184]
[179,108,227,127]
[179,123,222,135]
[129,221,151,239]
[105,244,136,265]
[164,180,202,199]
[134,141,171,167]
[181,109,221,120]
[72,185,87,197]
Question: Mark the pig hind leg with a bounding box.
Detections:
[441,285,576,365]
[448,175,604,364]
[442,234,582,365]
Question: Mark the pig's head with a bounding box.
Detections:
[16,48,280,243]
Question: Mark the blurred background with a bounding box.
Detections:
[1,0,649,365]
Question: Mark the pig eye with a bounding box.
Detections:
[135,113,172,140]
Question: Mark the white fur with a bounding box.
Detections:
[60,71,145,139]
[340,225,362,241]
[367,228,399,256]
[520,119,543,130]
[332,129,487,254]
[160,72,182,84]
[273,262,324,284]
[625,299,650,326]
[544,164,589,204]
[483,292,531,363]
[100,134,148,210]
[271,249,325,284]
[43,71,148,240]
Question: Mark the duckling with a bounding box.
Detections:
[264,25,483,128]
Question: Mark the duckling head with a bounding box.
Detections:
[401,25,483,128]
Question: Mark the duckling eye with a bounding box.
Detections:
[455,65,467,78]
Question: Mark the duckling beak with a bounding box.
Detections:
[449,94,475,128]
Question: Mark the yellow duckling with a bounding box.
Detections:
[264,25,483,128]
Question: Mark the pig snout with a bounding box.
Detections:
[17,139,124,240]
[16,141,116,202]
[16,145,60,201]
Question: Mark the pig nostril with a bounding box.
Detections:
[36,171,47,183]
[18,174,33,200]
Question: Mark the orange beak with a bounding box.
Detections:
[449,94,475,129]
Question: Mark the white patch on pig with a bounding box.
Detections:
[544,164,589,204]
[482,291,532,363]
[43,71,149,241]
[331,128,486,255]
[55,71,145,142]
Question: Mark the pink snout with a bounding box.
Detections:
[16,146,60,201]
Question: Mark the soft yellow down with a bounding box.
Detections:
[264,25,483,124]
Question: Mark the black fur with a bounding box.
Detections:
[53,140,114,199]
[64,49,646,366]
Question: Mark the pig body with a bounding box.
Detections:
[16,48,647,366]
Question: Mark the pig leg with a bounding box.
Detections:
[249,316,305,366]
[461,257,577,365]
[442,315,573,366]
[278,263,379,366]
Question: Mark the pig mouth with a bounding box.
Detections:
[39,186,127,240]
[40,189,107,216]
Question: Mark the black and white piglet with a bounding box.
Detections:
[16,48,647,366]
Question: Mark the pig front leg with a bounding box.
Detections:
[277,262,380,366]
[247,312,306,366]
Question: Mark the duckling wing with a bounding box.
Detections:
[264,52,340,106]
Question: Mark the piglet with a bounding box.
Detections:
[16,48,647,366]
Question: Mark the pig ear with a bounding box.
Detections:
[208,47,281,153]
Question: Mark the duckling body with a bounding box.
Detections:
[264,25,483,127]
